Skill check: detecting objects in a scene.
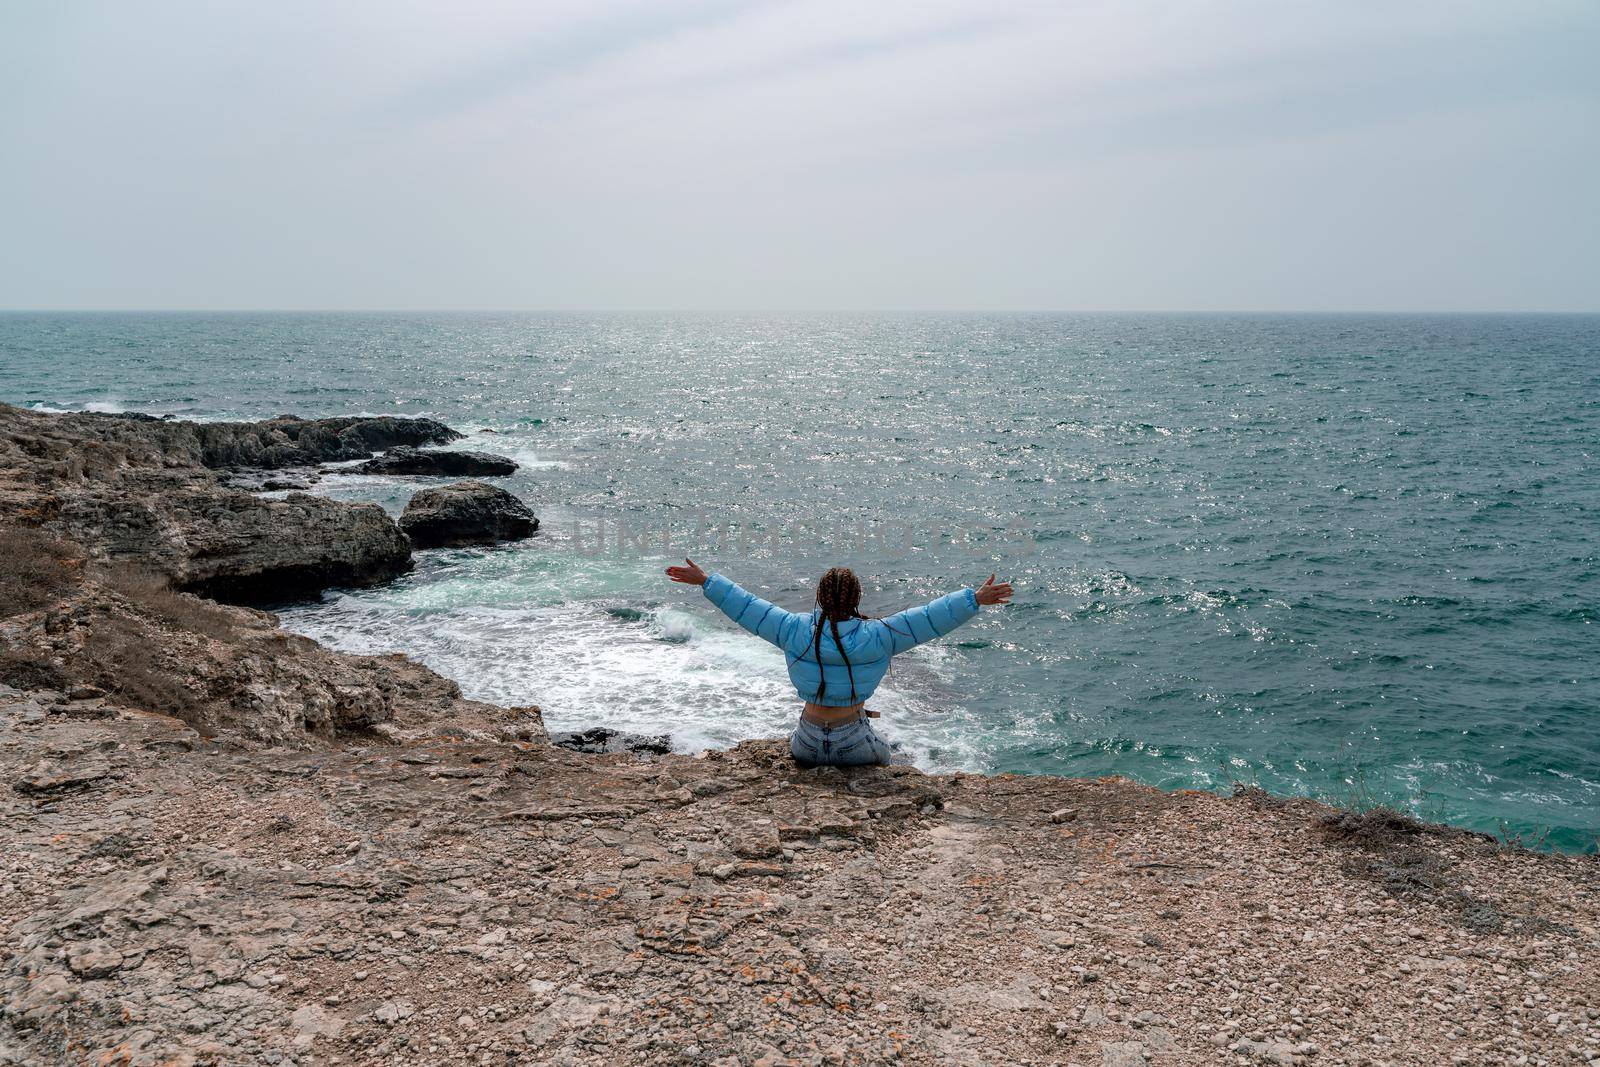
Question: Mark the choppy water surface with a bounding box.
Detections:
[3,311,1597,849]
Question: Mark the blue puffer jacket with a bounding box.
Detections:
[701,573,981,706]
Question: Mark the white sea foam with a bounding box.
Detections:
[507,451,573,470]
[279,586,990,770]
[460,431,573,470]
[28,399,126,414]
[282,597,792,753]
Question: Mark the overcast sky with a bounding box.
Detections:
[2,1,1596,311]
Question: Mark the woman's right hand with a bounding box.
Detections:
[666,557,709,586]
[974,574,1013,606]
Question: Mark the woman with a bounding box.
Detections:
[665,558,1013,767]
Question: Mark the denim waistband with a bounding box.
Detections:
[794,712,870,736]
[790,712,891,768]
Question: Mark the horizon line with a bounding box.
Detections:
[3,307,1599,316]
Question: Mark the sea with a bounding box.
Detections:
[3,311,1597,851]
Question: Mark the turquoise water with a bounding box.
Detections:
[3,311,1597,850]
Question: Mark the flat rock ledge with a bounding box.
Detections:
[400,480,539,548]
[357,447,519,477]
[78,409,462,470]
[0,697,1594,1067]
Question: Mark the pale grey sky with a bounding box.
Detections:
[2,1,1596,311]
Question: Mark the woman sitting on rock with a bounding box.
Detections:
[665,560,1012,767]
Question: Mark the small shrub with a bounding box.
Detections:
[76,613,209,727]
[1495,821,1554,853]
[1318,805,1425,847]
[0,649,69,691]
[0,525,83,618]
[1230,783,1289,810]
[87,832,142,859]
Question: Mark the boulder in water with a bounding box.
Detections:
[355,447,517,477]
[398,481,538,548]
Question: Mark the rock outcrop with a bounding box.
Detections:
[0,404,547,746]
[0,549,544,746]
[0,404,417,602]
[355,446,518,477]
[398,480,539,548]
[550,726,673,756]
[65,486,412,602]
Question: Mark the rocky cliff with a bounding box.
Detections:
[0,694,1595,1067]
[0,561,544,747]
[0,404,542,743]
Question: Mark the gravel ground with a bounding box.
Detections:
[1,686,1596,1066]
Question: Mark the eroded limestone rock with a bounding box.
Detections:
[398,480,538,548]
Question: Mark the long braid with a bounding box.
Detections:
[811,567,863,704]
[812,575,829,700]
[830,616,858,704]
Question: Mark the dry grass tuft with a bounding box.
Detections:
[1314,804,1563,935]
[101,563,239,639]
[1317,805,1424,847]
[77,614,210,727]
[0,525,83,618]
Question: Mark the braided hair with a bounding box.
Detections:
[812,567,866,703]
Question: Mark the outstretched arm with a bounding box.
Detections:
[873,574,1012,656]
[666,558,807,649]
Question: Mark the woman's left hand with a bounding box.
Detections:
[666,557,709,585]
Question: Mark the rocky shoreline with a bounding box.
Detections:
[1,403,1596,1066]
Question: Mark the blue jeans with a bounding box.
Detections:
[790,712,891,767]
